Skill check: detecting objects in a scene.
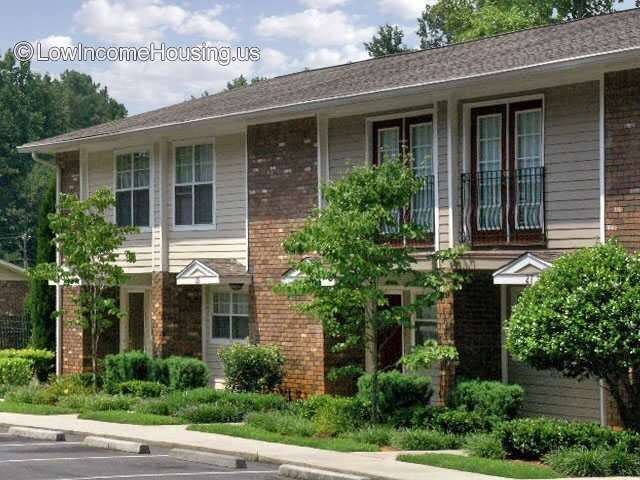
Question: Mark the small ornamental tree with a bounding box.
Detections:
[276,158,465,422]
[31,188,136,384]
[507,241,640,431]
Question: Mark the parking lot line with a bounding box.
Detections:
[0,441,83,448]
[46,471,274,480]
[0,453,170,464]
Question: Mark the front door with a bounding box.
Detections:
[378,294,403,371]
[128,292,145,351]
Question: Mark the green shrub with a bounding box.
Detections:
[247,411,316,437]
[5,385,53,405]
[347,426,394,447]
[117,380,165,398]
[0,357,33,386]
[178,402,244,423]
[391,429,460,450]
[544,448,611,477]
[605,445,640,476]
[56,390,139,412]
[463,433,507,459]
[44,374,94,401]
[135,397,172,416]
[498,418,619,460]
[218,344,285,393]
[230,392,288,412]
[451,380,523,420]
[431,409,498,435]
[313,396,366,436]
[0,349,55,382]
[163,357,209,391]
[104,351,154,393]
[357,372,432,422]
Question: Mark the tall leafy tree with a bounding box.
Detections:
[0,51,127,264]
[364,24,410,57]
[277,158,465,422]
[417,0,621,49]
[27,180,56,349]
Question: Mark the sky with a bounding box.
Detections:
[1,0,636,114]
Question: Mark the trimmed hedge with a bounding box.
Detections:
[218,344,285,393]
[0,357,33,386]
[498,418,624,460]
[0,349,54,383]
[162,356,209,391]
[451,380,523,420]
[104,351,154,393]
[357,372,432,422]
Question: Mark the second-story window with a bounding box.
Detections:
[372,116,435,237]
[175,143,215,226]
[115,151,150,227]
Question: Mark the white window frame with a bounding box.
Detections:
[411,292,438,348]
[409,120,435,232]
[209,289,250,344]
[172,138,216,231]
[377,126,401,164]
[113,146,153,232]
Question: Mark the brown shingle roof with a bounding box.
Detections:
[19,9,640,150]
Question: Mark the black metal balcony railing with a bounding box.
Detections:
[383,175,435,246]
[461,167,545,246]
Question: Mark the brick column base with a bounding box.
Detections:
[61,286,90,374]
[151,272,202,358]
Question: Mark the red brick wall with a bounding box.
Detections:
[247,117,326,397]
[151,272,202,358]
[605,68,640,249]
[437,293,456,404]
[453,272,501,381]
[0,280,29,316]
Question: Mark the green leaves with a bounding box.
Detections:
[402,340,459,372]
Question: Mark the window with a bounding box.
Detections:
[115,151,150,227]
[372,115,435,238]
[514,108,543,230]
[414,295,437,346]
[409,120,434,232]
[175,143,214,226]
[477,114,503,231]
[211,292,249,340]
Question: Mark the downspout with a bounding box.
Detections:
[32,152,62,376]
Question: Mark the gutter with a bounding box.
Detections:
[31,152,55,167]
[17,45,640,154]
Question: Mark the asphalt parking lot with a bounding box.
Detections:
[0,430,279,480]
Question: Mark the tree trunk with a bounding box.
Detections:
[606,375,640,432]
[370,326,379,424]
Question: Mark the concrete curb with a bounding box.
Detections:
[83,436,150,454]
[8,426,65,441]
[279,464,369,480]
[170,448,247,469]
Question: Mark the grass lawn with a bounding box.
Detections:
[398,453,559,479]
[188,424,379,452]
[78,410,186,425]
[0,401,75,415]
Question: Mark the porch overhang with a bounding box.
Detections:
[176,259,251,286]
[492,252,552,285]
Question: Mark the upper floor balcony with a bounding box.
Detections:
[461,167,545,247]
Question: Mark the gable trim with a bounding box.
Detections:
[493,252,552,285]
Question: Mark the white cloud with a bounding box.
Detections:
[377,0,431,20]
[74,0,235,44]
[256,9,374,48]
[301,44,368,69]
[299,0,348,8]
[90,56,252,113]
[37,35,75,52]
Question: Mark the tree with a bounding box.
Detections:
[31,189,136,384]
[225,75,268,91]
[277,158,465,422]
[364,24,410,57]
[27,179,56,349]
[507,241,640,431]
[0,51,127,264]
[417,0,620,49]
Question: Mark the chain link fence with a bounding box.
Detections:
[0,314,31,349]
